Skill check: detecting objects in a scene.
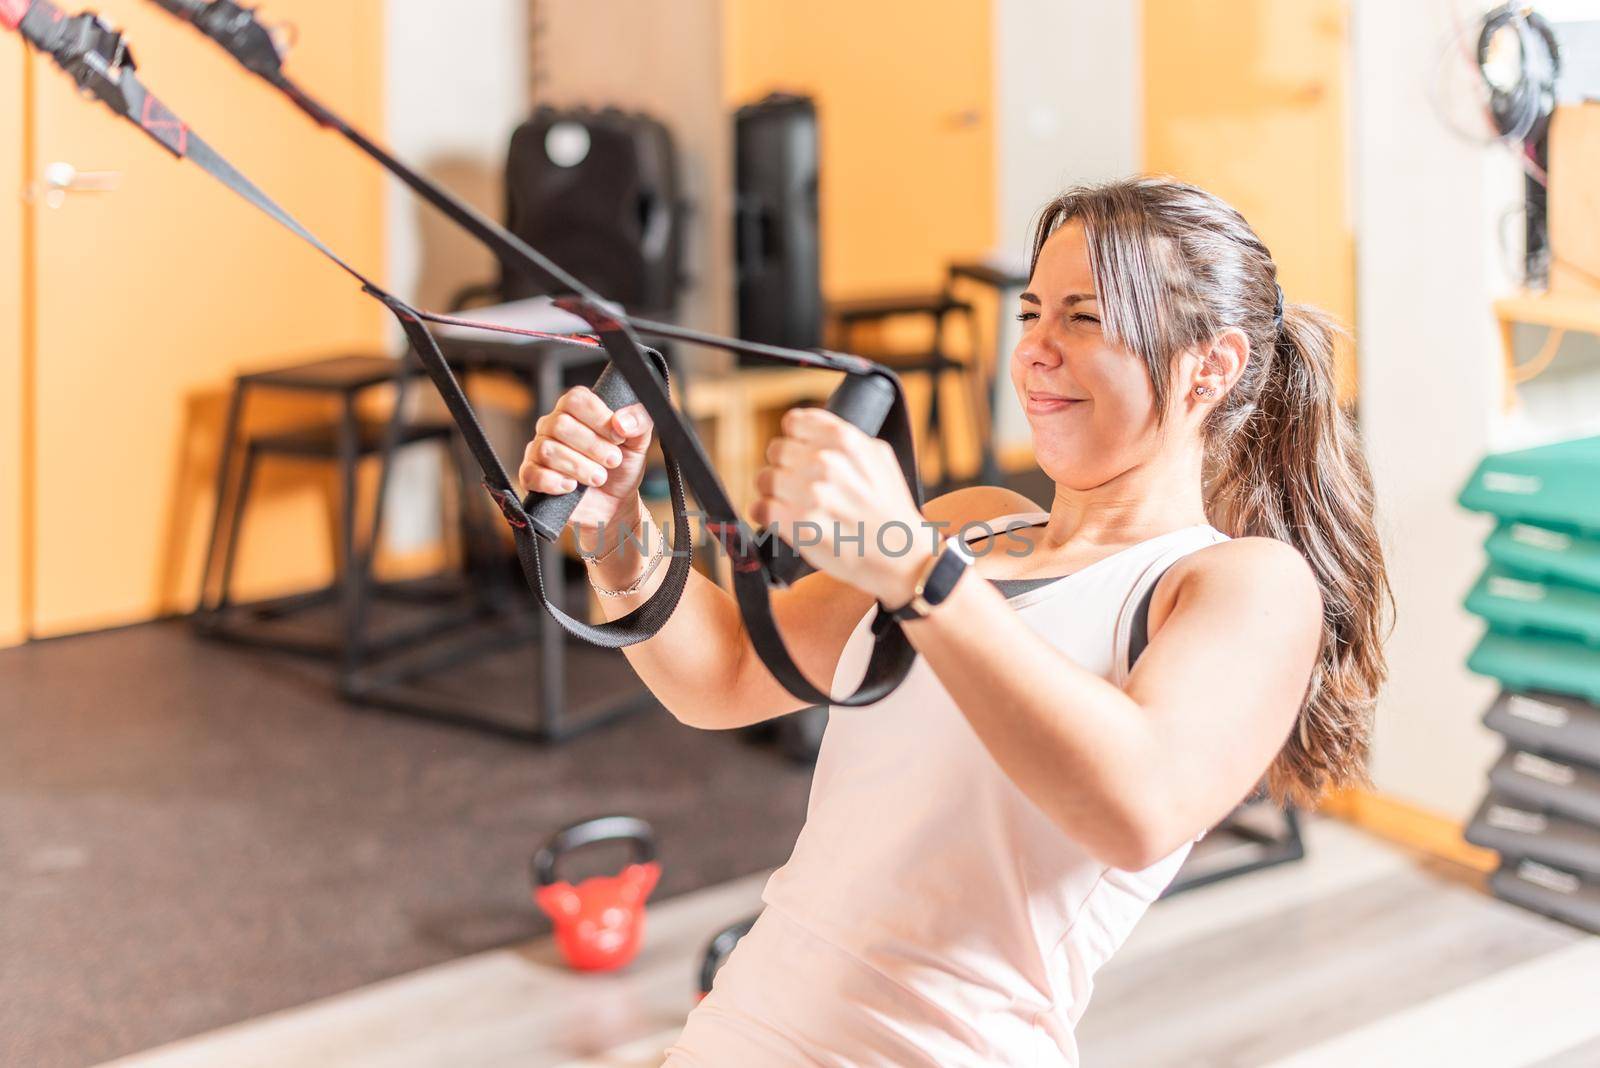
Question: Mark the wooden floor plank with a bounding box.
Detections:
[1078,864,1583,1067]
[1529,1032,1600,1068]
[92,874,768,1068]
[1117,818,1412,967]
[93,817,1598,1068]
[1263,939,1600,1068]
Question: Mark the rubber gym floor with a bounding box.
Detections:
[0,619,813,1067]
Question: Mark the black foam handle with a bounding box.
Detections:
[827,372,897,432]
[760,373,899,587]
[524,362,640,541]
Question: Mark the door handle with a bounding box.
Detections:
[28,162,123,208]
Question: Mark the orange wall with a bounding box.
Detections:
[724,0,995,300]
[1144,0,1356,395]
[13,0,389,641]
[1,37,25,647]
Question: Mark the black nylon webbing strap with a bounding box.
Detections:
[12,0,925,707]
[153,0,597,304]
[10,0,693,649]
[379,294,696,648]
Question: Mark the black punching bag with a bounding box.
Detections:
[735,93,822,355]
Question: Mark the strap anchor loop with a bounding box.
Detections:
[483,482,530,531]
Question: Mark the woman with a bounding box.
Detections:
[520,178,1390,1065]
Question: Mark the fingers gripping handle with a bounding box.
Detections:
[523,363,640,541]
[760,373,899,587]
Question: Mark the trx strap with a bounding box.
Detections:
[6,1,925,707]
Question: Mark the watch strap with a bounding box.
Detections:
[889,537,973,621]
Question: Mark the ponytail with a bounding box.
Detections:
[1206,303,1391,806]
[1032,178,1392,808]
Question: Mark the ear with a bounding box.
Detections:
[1189,328,1250,403]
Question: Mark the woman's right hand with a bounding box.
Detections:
[518,386,654,531]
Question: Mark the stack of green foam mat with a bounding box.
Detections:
[1460,437,1600,933]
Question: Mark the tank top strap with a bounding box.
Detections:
[1109,526,1229,688]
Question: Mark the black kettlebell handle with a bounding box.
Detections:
[757,372,900,587]
[532,814,658,888]
[698,913,759,995]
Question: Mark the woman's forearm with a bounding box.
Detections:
[579,496,757,728]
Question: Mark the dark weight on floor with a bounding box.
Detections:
[698,913,758,998]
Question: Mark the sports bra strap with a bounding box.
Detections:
[1126,567,1169,672]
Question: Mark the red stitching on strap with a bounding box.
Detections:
[706,522,762,574]
[484,484,528,530]
[418,309,600,348]
[0,0,30,31]
[140,94,190,156]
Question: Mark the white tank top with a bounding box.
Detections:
[666,514,1230,1068]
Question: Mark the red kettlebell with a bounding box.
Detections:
[532,815,660,972]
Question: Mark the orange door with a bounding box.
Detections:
[1,32,24,646]
[19,0,388,637]
[1144,0,1356,396]
[724,0,995,299]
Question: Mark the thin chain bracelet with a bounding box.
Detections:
[574,506,647,565]
[590,519,667,598]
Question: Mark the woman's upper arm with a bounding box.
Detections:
[1124,537,1323,827]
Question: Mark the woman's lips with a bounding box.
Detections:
[1025,391,1084,414]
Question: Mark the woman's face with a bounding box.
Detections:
[1011,221,1169,490]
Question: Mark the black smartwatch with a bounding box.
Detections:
[887,537,976,622]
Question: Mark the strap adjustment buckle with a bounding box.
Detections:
[195,1,287,80]
[49,11,137,116]
[483,481,529,531]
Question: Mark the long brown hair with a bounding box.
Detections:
[1029,177,1391,807]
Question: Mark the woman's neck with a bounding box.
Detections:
[1040,449,1209,553]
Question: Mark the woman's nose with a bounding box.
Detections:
[1014,329,1062,369]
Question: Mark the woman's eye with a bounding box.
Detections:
[1071,313,1101,325]
[1015,312,1038,323]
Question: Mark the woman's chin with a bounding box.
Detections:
[1029,437,1115,486]
[1029,429,1091,462]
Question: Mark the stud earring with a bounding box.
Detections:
[1194,385,1216,398]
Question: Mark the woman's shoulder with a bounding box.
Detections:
[1162,535,1322,616]
[1140,535,1322,655]
[921,484,1043,528]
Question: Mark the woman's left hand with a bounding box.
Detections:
[750,407,934,606]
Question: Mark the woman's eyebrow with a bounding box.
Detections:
[1017,292,1097,306]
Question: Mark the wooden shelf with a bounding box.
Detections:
[1494,290,1600,334]
[1493,290,1600,407]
